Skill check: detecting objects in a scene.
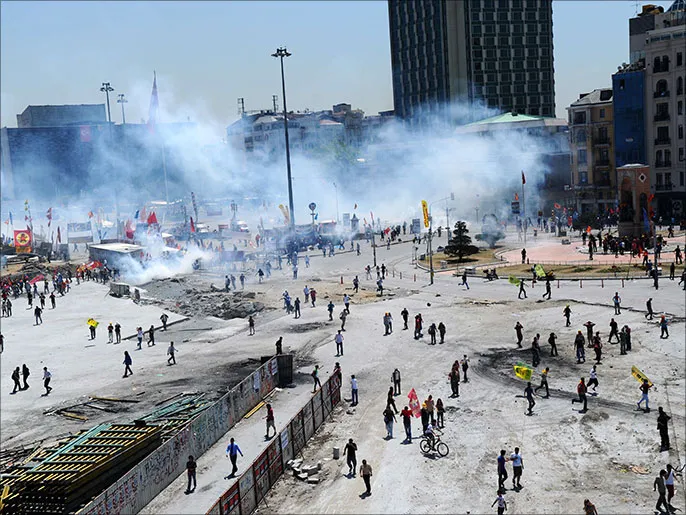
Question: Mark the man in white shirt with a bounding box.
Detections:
[510,447,524,490]
[335,331,344,356]
[350,375,358,406]
[343,294,350,313]
[43,367,52,395]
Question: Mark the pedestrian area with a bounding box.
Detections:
[141,382,317,514]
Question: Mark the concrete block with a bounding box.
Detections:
[333,447,340,460]
[307,477,320,484]
[306,468,319,477]
[317,461,323,470]
[296,473,309,481]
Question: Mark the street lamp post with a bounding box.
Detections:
[100,82,114,125]
[333,182,340,223]
[117,93,128,124]
[428,193,454,285]
[272,47,295,235]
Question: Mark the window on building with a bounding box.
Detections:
[599,108,606,119]
[542,107,551,115]
[514,47,524,58]
[619,79,625,90]
[485,24,495,34]
[485,37,495,46]
[677,52,683,66]
[499,36,509,46]
[678,76,684,95]
[599,148,609,161]
[665,149,672,164]
[579,172,588,184]
[657,126,670,140]
[656,150,663,166]
[598,126,608,142]
[679,125,684,139]
[679,148,685,162]
[681,172,685,186]
[656,173,663,185]
[654,56,662,72]
[576,129,587,143]
[679,101,684,115]
[472,37,481,47]
[574,111,586,124]
[661,55,669,72]
[526,36,537,45]
[578,149,587,164]
[665,173,672,186]
[472,11,480,21]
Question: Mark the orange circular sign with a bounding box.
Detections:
[15,231,30,246]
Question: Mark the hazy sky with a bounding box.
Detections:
[0,1,675,132]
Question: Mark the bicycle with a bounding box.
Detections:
[420,430,449,457]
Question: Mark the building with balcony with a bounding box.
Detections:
[567,88,617,214]
[642,0,686,219]
[16,104,107,128]
[388,0,555,125]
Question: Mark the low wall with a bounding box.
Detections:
[77,357,280,515]
[205,373,342,515]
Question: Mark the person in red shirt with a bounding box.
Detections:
[571,377,588,412]
[264,403,276,438]
[400,405,413,443]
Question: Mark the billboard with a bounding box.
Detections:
[67,222,93,243]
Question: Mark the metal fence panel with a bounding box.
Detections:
[220,483,240,515]
[302,401,314,440]
[312,392,324,429]
[238,470,256,515]
[279,427,293,465]
[290,414,305,455]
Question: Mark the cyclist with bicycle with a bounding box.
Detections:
[424,422,441,448]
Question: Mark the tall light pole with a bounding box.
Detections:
[117,93,128,124]
[333,182,340,223]
[100,82,114,125]
[428,193,454,285]
[272,47,295,234]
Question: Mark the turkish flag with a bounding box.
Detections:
[147,212,158,225]
[190,217,196,233]
[408,388,421,418]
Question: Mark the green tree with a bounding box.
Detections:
[444,221,479,261]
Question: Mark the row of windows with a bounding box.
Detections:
[471,8,549,22]
[473,61,552,72]
[473,75,552,90]
[470,22,550,35]
[473,47,550,59]
[472,35,550,47]
[477,0,549,12]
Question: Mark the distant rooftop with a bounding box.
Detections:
[667,0,685,12]
[456,111,568,133]
[569,89,613,107]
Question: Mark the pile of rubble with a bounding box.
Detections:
[285,458,321,484]
[175,289,266,320]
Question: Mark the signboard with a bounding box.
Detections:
[421,200,430,228]
[14,230,32,253]
[411,218,421,234]
[511,201,520,215]
[67,222,93,243]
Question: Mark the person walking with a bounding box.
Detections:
[107,323,114,343]
[401,308,409,330]
[514,322,524,348]
[312,365,322,393]
[436,398,445,428]
[425,395,435,425]
[400,405,413,442]
[248,316,255,336]
[531,334,541,368]
[492,491,508,515]
[89,319,97,340]
[462,355,470,382]
[534,367,549,398]
[592,334,603,364]
[264,403,276,438]
[612,292,622,314]
[548,332,558,356]
[518,279,527,299]
[21,364,30,390]
[275,336,283,355]
[327,301,335,321]
[136,327,143,350]
[114,322,121,343]
[352,276,359,293]
[185,455,197,494]
[167,342,177,365]
[660,315,669,339]
[383,406,397,439]
[510,447,524,490]
[608,318,620,343]
[160,313,169,331]
[344,438,358,476]
[43,366,52,394]
[293,297,301,319]
[147,325,155,346]
[654,469,670,514]
[583,499,598,515]
[542,278,551,299]
[438,322,446,344]
[339,309,348,331]
[563,305,572,327]
[666,464,677,510]
[575,331,586,364]
[571,377,588,412]
[333,330,345,356]
[587,365,599,391]
[350,374,358,405]
[414,314,423,339]
[657,407,671,451]
[11,367,21,394]
[123,351,133,378]
[34,305,42,325]
[524,382,536,415]
[637,379,652,412]
[392,368,401,395]
[360,460,373,496]
[645,298,655,320]
[224,438,244,478]
[428,323,437,345]
[343,294,350,314]
[449,362,460,397]
[386,387,399,414]
[497,449,509,491]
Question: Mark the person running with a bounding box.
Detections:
[548,332,558,356]
[514,321,524,348]
[612,292,622,314]
[665,464,677,509]
[534,368,549,398]
[460,270,470,290]
[248,316,255,336]
[563,305,572,327]
[572,377,588,412]
[167,342,177,365]
[587,365,599,391]
[510,447,524,489]
[344,438,358,476]
[492,491,507,515]
[185,455,197,494]
[264,403,276,438]
[637,379,652,412]
[657,407,671,451]
[123,351,133,378]
[343,294,350,314]
[327,301,335,321]
[43,366,52,394]
[224,438,244,478]
[524,382,536,415]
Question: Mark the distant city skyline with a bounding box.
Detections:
[0,1,675,133]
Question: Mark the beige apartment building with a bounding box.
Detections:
[567,88,616,214]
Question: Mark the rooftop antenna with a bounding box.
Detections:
[634,0,640,15]
[237,97,245,117]
[272,95,279,113]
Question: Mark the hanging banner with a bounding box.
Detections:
[408,388,421,418]
[631,366,653,387]
[511,201,520,215]
[14,229,32,253]
[421,200,429,228]
[514,362,533,381]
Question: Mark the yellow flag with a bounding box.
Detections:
[535,264,546,278]
[514,364,533,381]
[508,275,521,286]
[421,200,429,228]
[278,204,290,225]
[87,318,99,328]
[631,366,653,387]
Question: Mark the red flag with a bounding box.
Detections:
[79,125,92,142]
[190,217,196,233]
[147,71,159,134]
[514,193,519,201]
[57,226,61,243]
[554,203,561,210]
[586,226,592,234]
[88,211,94,219]
[521,171,526,185]
[408,388,421,418]
[147,212,158,225]
[370,211,375,224]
